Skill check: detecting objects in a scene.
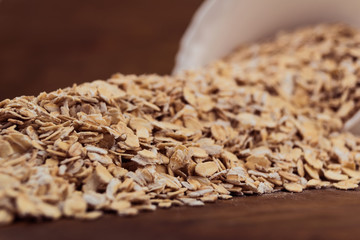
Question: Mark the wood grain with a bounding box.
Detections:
[1,189,360,240]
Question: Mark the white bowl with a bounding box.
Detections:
[174,0,360,134]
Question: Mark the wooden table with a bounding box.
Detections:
[1,189,359,240]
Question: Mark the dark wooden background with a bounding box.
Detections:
[0,0,202,99]
[2,1,360,239]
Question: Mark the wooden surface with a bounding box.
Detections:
[1,189,360,240]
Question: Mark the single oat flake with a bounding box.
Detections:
[1,24,360,225]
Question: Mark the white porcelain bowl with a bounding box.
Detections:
[174,0,360,134]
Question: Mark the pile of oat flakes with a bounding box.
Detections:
[1,24,360,225]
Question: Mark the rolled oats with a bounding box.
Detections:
[1,24,360,225]
[333,179,359,190]
[284,183,304,193]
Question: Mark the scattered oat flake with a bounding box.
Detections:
[324,170,349,181]
[195,162,218,177]
[284,183,304,193]
[333,180,359,190]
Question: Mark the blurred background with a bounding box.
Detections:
[0,0,202,99]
